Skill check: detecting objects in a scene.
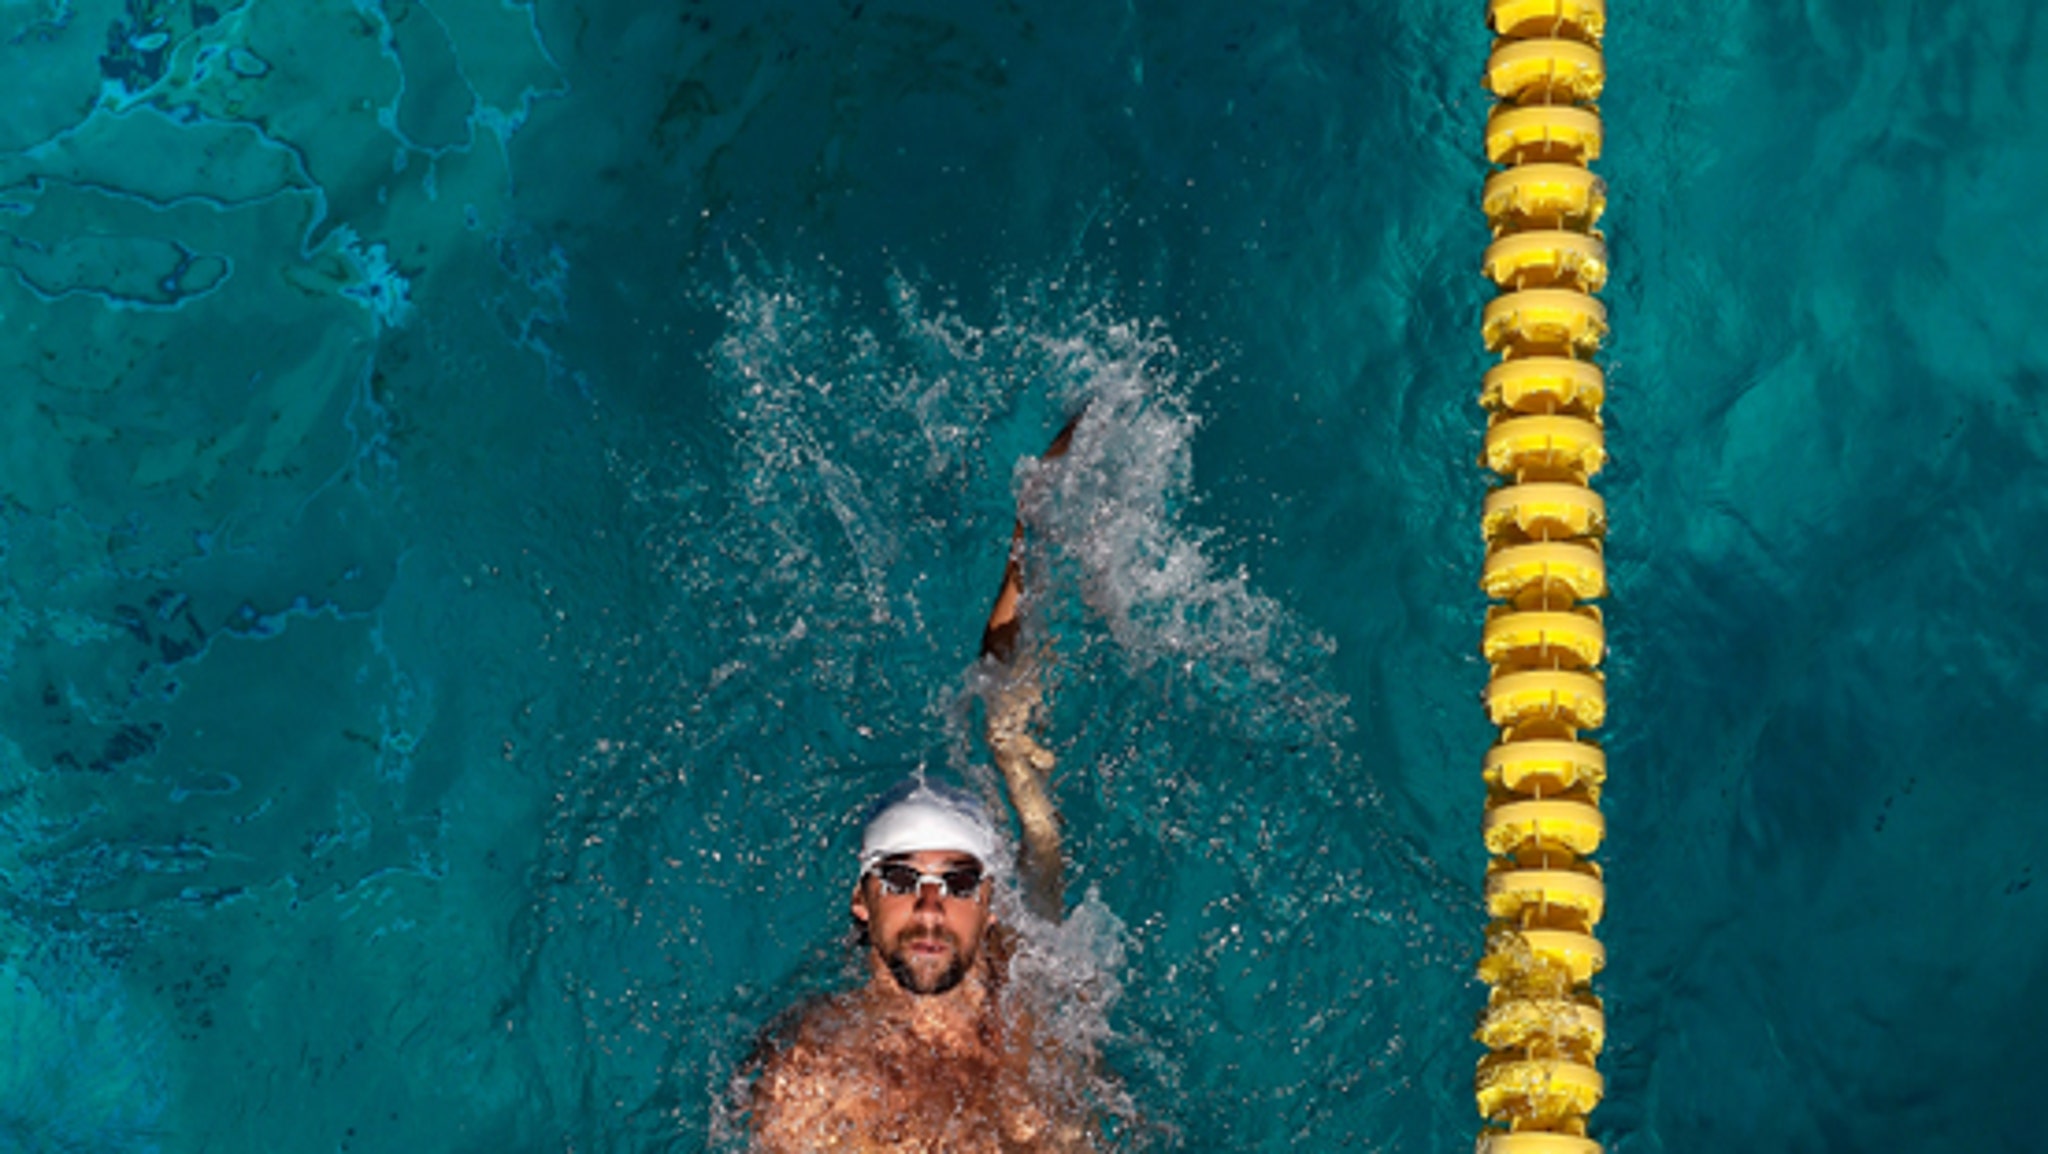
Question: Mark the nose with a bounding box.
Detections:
[913,879,948,913]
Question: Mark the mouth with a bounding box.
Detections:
[903,934,954,957]
[882,931,972,995]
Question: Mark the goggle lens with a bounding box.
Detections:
[871,862,985,900]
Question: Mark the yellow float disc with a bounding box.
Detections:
[1477,1132,1602,1154]
[1482,357,1606,414]
[1521,928,1606,984]
[1481,539,1606,602]
[1488,0,1607,43]
[1485,413,1607,478]
[1482,289,1609,356]
[1483,795,1606,856]
[1485,105,1604,167]
[1485,866,1607,925]
[1485,39,1606,105]
[1485,740,1607,796]
[1482,164,1607,232]
[1482,607,1606,669]
[1480,926,1606,988]
[1484,669,1607,731]
[1483,482,1607,540]
[1475,1055,1605,1121]
[1476,995,1607,1056]
[1482,230,1609,293]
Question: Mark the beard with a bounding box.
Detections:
[881,929,974,996]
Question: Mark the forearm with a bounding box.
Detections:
[985,669,1063,919]
[980,414,1083,920]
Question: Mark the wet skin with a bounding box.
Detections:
[748,852,1093,1152]
[857,851,994,997]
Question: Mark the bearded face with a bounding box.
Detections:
[852,852,993,997]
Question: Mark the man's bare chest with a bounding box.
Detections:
[818,1038,1073,1153]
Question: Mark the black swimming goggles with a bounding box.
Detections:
[865,860,988,900]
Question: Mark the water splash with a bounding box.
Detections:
[515,261,1467,1149]
[1003,317,1349,754]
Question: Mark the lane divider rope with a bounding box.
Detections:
[1472,2,1611,1152]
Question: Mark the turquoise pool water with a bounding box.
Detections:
[5,0,2046,1150]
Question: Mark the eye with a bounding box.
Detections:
[876,865,921,894]
[942,870,983,897]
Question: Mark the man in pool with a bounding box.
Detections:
[747,420,1090,1152]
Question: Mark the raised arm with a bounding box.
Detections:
[981,415,1080,922]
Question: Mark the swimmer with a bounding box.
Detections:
[747,418,1092,1153]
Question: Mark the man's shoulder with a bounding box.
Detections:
[748,992,889,1147]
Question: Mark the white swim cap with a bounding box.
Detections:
[859,780,1001,873]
